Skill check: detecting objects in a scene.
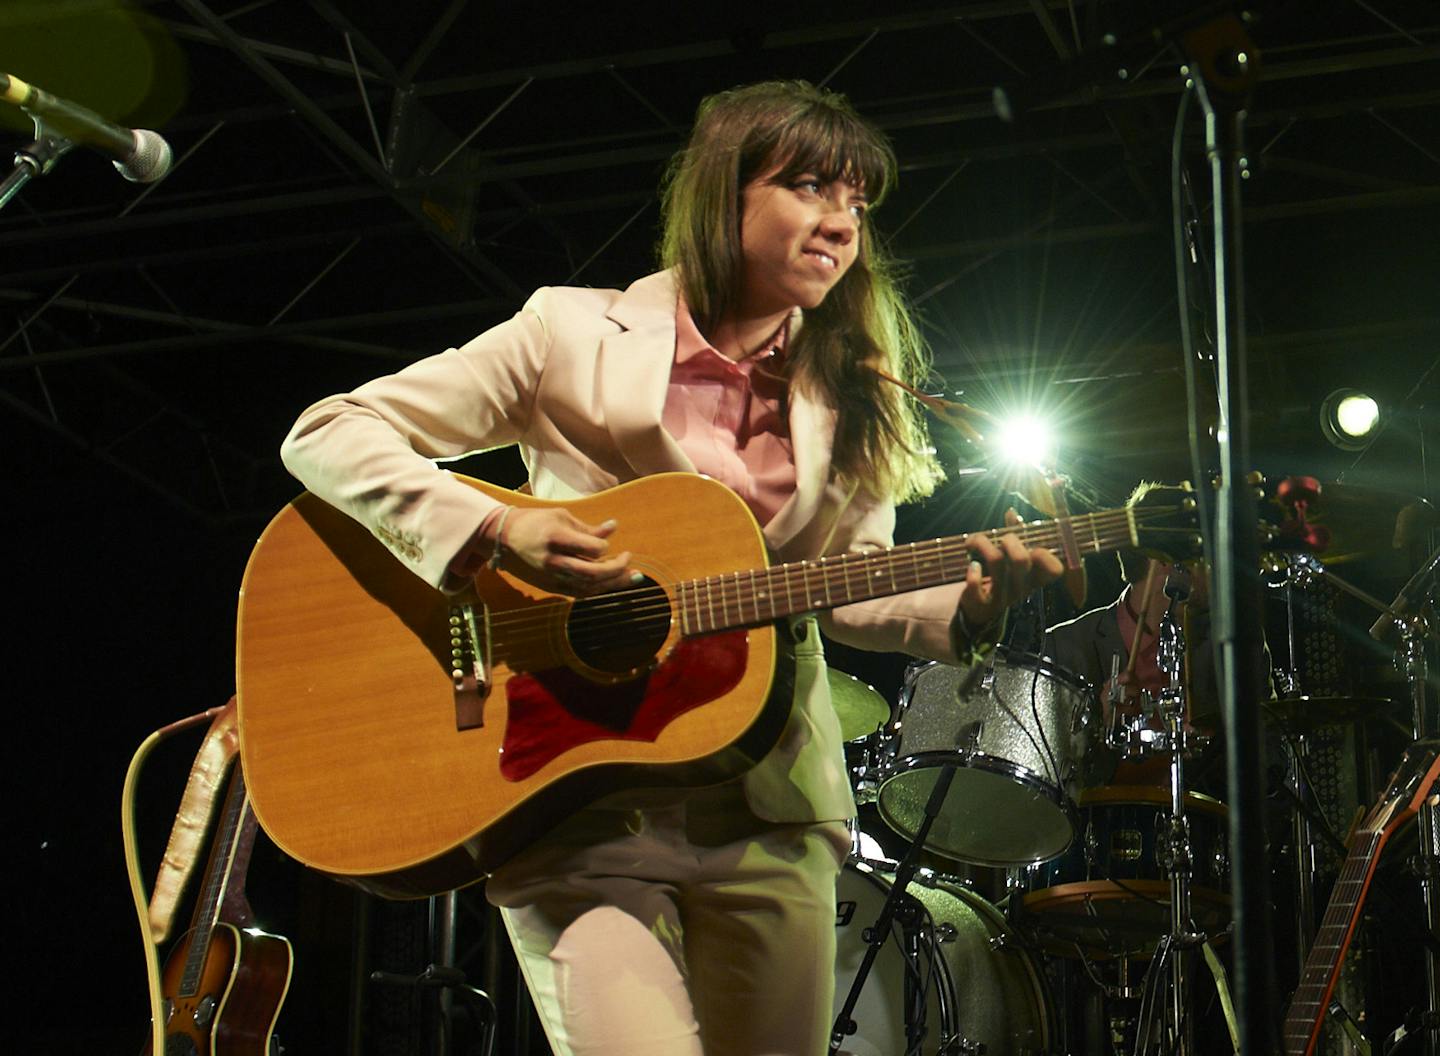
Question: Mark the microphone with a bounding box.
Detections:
[2,72,171,183]
[1369,544,1440,642]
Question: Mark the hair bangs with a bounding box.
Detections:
[751,108,895,205]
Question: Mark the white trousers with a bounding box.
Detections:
[486,783,850,1056]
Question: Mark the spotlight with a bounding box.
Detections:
[1320,388,1380,450]
[994,414,1057,468]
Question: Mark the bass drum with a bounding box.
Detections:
[834,859,1051,1056]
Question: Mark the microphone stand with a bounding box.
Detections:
[830,765,962,1056]
[1,115,75,212]
[1179,18,1280,1054]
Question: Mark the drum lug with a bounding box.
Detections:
[954,719,984,753]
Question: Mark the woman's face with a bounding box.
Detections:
[736,168,866,320]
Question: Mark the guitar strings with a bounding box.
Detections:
[476,507,1180,657]
[484,509,1167,655]
[484,508,1141,636]
[486,508,1157,646]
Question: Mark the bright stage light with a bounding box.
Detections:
[994,414,1057,468]
[1320,388,1380,450]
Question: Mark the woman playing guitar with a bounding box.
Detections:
[278,79,1060,1056]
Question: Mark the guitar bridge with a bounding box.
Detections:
[450,603,489,730]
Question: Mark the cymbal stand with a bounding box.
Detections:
[830,764,964,1056]
[1266,557,1320,971]
[1103,571,1205,1056]
[1156,570,1204,1056]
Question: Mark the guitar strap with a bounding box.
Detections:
[147,698,240,942]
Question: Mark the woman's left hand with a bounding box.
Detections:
[956,509,1065,633]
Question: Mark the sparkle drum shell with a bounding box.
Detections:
[877,651,1104,866]
[834,860,1051,1056]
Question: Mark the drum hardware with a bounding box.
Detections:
[833,859,1052,1056]
[1081,569,1207,1055]
[832,765,968,1056]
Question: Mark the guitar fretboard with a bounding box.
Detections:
[676,508,1140,634]
[1281,830,1383,1056]
[179,767,250,998]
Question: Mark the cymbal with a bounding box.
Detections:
[827,668,889,742]
[1262,695,1395,729]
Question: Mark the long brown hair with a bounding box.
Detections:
[659,80,942,503]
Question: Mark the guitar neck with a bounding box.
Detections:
[177,764,257,998]
[678,506,1140,635]
[1282,830,1384,1056]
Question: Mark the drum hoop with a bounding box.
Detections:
[1023,878,1233,907]
[879,750,1066,803]
[993,647,1096,694]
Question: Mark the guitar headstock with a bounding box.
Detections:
[1363,740,1440,837]
[1127,475,1289,567]
[1129,481,1205,563]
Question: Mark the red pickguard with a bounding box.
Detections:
[500,631,750,781]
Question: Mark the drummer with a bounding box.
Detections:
[1043,487,1235,788]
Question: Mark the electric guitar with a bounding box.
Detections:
[1282,741,1440,1056]
[147,762,293,1056]
[236,471,1199,897]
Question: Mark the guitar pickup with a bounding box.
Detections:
[449,603,489,730]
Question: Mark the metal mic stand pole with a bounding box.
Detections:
[1,117,75,211]
[1181,17,1279,1054]
[830,765,958,1056]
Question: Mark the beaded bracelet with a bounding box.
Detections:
[486,506,514,570]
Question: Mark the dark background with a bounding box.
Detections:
[5,1,1439,1052]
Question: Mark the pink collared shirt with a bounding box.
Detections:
[661,302,797,527]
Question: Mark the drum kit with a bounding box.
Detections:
[825,483,1440,1056]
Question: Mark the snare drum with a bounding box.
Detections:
[1016,785,1232,958]
[834,860,1051,1056]
[877,650,1104,866]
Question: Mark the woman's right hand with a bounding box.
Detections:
[497,507,637,596]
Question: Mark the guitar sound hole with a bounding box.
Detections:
[567,576,671,674]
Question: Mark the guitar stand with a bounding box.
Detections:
[830,764,964,1056]
[370,964,497,1056]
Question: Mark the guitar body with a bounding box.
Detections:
[237,473,786,897]
[148,923,293,1056]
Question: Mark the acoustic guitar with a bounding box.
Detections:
[236,471,1195,897]
[147,762,293,1055]
[1282,741,1440,1056]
